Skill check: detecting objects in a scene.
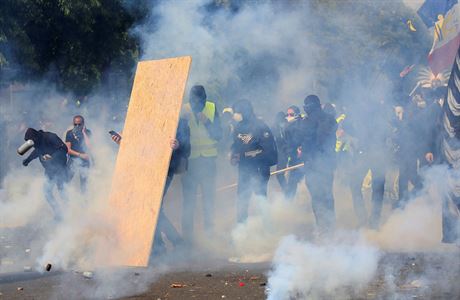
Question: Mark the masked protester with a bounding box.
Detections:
[297,95,337,233]
[231,100,277,223]
[110,118,190,259]
[21,128,69,220]
[65,115,91,193]
[181,85,222,243]
[272,111,288,193]
[283,105,304,200]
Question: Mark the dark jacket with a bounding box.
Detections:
[298,110,337,166]
[169,118,191,175]
[23,129,68,178]
[232,118,278,167]
[284,117,303,162]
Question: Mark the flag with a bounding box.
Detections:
[440,43,460,243]
[417,0,460,75]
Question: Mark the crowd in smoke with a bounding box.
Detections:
[0,0,458,299]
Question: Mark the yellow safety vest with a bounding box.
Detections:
[186,101,218,159]
[335,113,348,152]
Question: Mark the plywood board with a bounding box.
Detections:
[108,56,191,267]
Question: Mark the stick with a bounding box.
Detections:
[214,163,305,193]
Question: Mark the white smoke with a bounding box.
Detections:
[230,194,311,263]
[266,233,381,300]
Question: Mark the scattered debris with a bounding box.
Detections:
[23,266,32,272]
[25,249,31,254]
[205,273,212,277]
[239,282,245,287]
[17,287,23,291]
[221,295,226,298]
[83,271,94,279]
[224,281,229,286]
[45,264,52,272]
[170,283,186,288]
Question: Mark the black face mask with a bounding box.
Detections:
[72,124,83,139]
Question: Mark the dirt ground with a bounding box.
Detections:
[0,251,459,299]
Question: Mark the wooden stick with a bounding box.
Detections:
[214,162,305,193]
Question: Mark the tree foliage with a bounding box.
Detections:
[0,0,149,96]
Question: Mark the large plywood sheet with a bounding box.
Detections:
[108,56,191,267]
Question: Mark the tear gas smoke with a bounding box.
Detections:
[266,233,381,300]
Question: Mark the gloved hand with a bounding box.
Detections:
[22,159,30,166]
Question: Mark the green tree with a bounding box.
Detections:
[0,0,149,96]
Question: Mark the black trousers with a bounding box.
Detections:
[237,163,270,223]
[152,173,184,256]
[304,161,335,232]
[396,156,423,208]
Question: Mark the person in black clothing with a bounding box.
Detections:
[231,100,277,223]
[283,105,304,200]
[392,98,427,208]
[297,95,337,232]
[111,118,190,257]
[65,115,91,193]
[272,111,288,193]
[22,128,69,220]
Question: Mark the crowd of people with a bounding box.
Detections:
[17,82,456,258]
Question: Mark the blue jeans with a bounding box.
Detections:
[44,175,68,221]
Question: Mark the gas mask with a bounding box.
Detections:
[394,106,404,121]
[233,113,243,123]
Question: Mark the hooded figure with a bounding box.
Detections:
[22,128,69,220]
[297,95,338,232]
[231,100,277,223]
[190,85,207,113]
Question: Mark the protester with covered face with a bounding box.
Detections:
[283,105,304,200]
[181,85,222,242]
[231,99,277,223]
[20,128,69,220]
[110,118,190,258]
[296,95,337,233]
[65,115,91,193]
[272,111,288,193]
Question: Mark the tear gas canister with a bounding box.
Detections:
[17,140,34,155]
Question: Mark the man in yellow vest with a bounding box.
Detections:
[182,85,222,243]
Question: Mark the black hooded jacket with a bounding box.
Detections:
[298,109,337,165]
[232,117,278,167]
[23,128,68,177]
